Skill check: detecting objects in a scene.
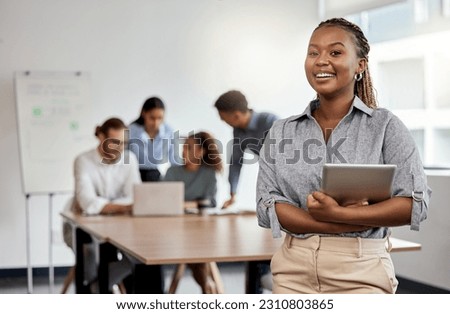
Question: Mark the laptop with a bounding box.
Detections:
[133,182,185,216]
[321,163,397,205]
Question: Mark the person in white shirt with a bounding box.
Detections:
[73,118,141,215]
[64,117,164,293]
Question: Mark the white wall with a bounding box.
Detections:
[370,29,450,290]
[391,173,450,291]
[0,0,318,269]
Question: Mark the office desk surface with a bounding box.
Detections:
[62,212,283,264]
[62,212,421,265]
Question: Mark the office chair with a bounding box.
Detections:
[60,197,127,294]
[60,265,127,294]
[60,266,75,293]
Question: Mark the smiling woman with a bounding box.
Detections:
[256,17,431,294]
[305,19,376,111]
[303,22,369,143]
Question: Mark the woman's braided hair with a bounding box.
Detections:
[315,18,378,109]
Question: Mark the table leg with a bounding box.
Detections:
[98,242,119,293]
[245,260,271,294]
[129,264,164,294]
[75,228,92,294]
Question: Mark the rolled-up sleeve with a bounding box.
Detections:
[256,121,296,238]
[383,115,431,230]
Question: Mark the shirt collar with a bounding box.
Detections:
[138,122,168,140]
[246,110,259,130]
[291,96,374,122]
[94,147,126,165]
[93,148,104,163]
[158,123,168,135]
[352,96,374,116]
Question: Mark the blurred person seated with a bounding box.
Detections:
[164,131,223,293]
[63,117,164,293]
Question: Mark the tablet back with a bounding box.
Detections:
[133,182,185,216]
[321,163,397,205]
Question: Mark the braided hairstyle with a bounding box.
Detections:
[315,18,378,109]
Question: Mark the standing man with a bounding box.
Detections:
[214,90,278,293]
[214,90,279,209]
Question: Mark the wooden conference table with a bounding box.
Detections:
[62,211,421,294]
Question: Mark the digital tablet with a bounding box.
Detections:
[321,163,397,205]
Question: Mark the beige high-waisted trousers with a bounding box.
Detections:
[271,235,398,294]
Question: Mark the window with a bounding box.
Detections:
[346,0,450,168]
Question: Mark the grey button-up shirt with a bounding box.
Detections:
[256,97,431,239]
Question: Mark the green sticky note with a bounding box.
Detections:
[32,107,42,116]
[70,121,79,130]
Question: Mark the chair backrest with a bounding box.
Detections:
[64,196,74,211]
[62,196,75,250]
